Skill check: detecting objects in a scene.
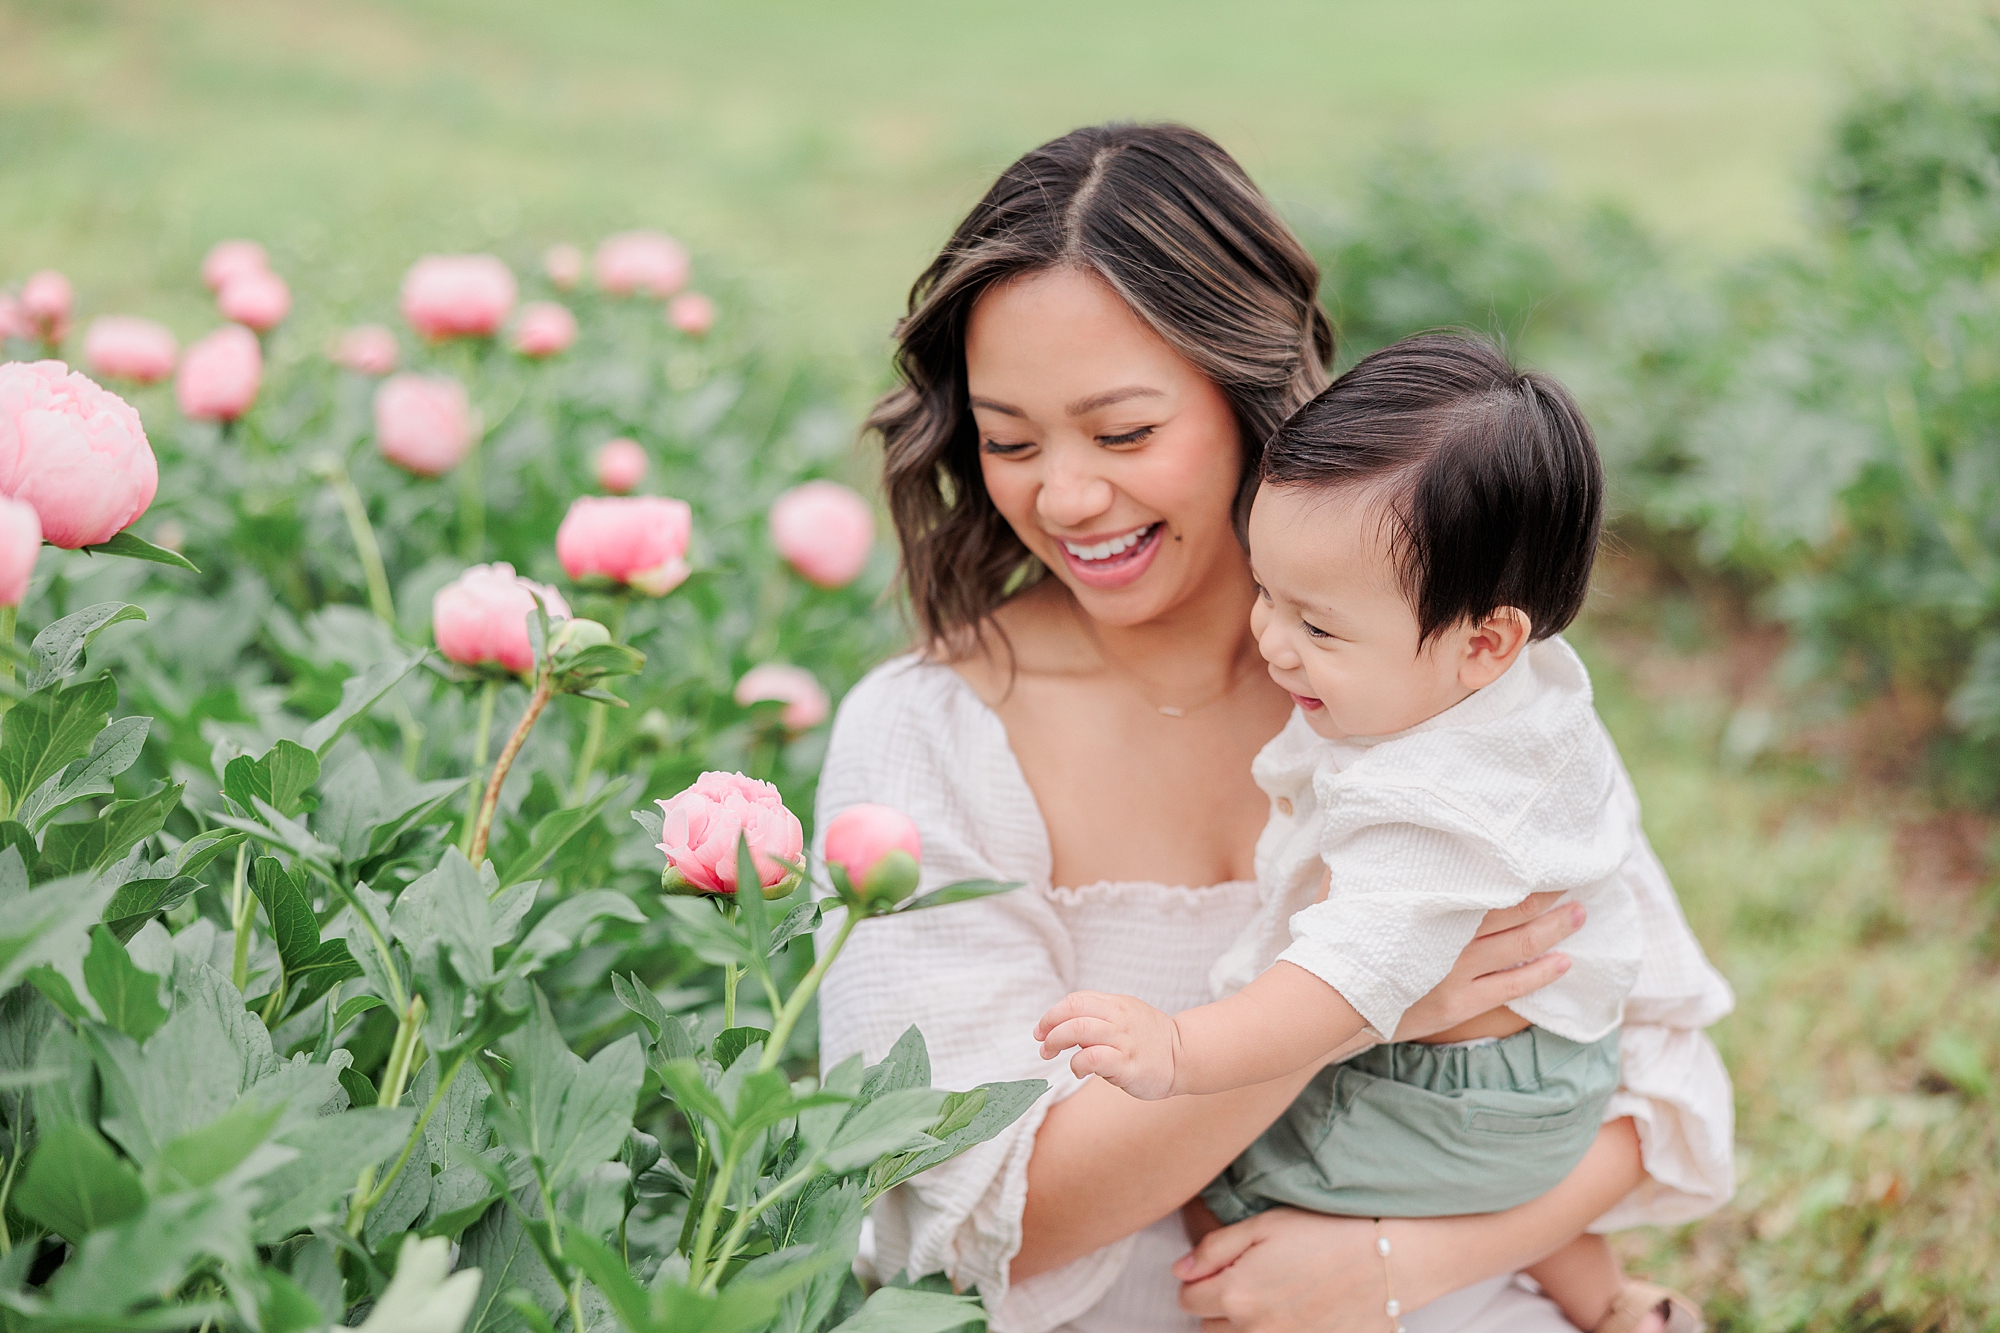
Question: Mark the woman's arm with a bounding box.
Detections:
[1013,896,1584,1279]
[1174,1118,1646,1333]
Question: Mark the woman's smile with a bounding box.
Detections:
[1054,521,1163,588]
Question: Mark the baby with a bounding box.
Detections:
[1036,335,1699,1333]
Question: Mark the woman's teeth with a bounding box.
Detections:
[1062,524,1156,563]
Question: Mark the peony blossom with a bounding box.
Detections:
[375,374,475,477]
[432,562,570,675]
[667,292,714,337]
[20,272,72,345]
[511,301,577,358]
[0,360,158,548]
[733,663,829,732]
[823,803,923,904]
[769,480,875,588]
[544,243,583,290]
[400,255,517,341]
[331,324,399,376]
[201,240,268,292]
[176,326,262,422]
[594,437,647,494]
[593,231,689,298]
[0,497,39,607]
[216,269,290,332]
[555,495,692,596]
[84,317,178,384]
[656,771,803,895]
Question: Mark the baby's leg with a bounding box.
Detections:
[1525,1234,1625,1330]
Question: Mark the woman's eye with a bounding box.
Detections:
[981,439,1033,456]
[1097,425,1156,447]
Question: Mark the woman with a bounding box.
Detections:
[815,123,1733,1333]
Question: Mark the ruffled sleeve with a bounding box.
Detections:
[813,656,1128,1332]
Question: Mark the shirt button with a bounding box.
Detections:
[1276,797,1294,816]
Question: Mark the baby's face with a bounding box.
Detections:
[1246,482,1481,740]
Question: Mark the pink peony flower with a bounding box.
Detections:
[733,663,829,732]
[656,771,804,895]
[400,255,517,341]
[667,292,715,337]
[331,324,399,376]
[544,244,583,291]
[202,240,269,292]
[21,272,72,345]
[511,301,577,358]
[0,497,39,607]
[823,803,923,904]
[176,326,262,422]
[84,317,178,384]
[594,437,647,494]
[555,495,692,596]
[216,269,290,332]
[0,360,158,548]
[375,374,475,477]
[432,561,570,675]
[769,480,875,589]
[593,231,689,298]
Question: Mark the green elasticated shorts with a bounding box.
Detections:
[1201,1025,1621,1223]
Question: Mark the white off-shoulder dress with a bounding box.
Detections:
[816,655,1736,1333]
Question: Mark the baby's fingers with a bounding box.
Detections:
[1038,1016,1123,1061]
[1034,990,1117,1042]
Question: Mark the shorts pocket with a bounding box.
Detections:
[1463,1099,1601,1136]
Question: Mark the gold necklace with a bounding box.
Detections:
[1096,640,1262,718]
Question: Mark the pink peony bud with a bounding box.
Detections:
[824,803,923,905]
[593,231,689,298]
[431,561,570,675]
[667,292,715,337]
[555,495,692,596]
[769,480,875,589]
[202,240,269,292]
[176,326,262,423]
[594,438,647,494]
[0,497,40,607]
[544,244,583,291]
[84,317,178,385]
[511,301,577,358]
[216,269,290,332]
[21,272,72,345]
[656,771,804,896]
[400,255,517,341]
[733,663,829,732]
[331,324,399,376]
[0,360,158,549]
[375,373,475,477]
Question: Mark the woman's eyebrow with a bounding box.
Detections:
[1066,385,1163,416]
[968,396,1025,418]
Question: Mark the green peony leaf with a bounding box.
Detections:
[302,653,427,757]
[24,602,147,692]
[14,714,149,833]
[40,779,183,877]
[78,529,200,573]
[81,924,168,1042]
[0,675,118,815]
[496,776,633,889]
[828,1285,986,1333]
[12,1122,147,1243]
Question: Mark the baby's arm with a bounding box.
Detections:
[1034,961,1368,1099]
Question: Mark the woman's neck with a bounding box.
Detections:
[1069,558,1265,698]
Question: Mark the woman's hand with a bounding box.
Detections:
[1393,893,1583,1042]
[1175,1208,1407,1333]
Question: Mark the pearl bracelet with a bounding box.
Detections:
[1372,1220,1406,1333]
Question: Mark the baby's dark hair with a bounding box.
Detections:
[1260,332,1602,645]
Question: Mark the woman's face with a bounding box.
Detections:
[965,268,1247,630]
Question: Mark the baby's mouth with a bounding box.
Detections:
[1290,693,1324,711]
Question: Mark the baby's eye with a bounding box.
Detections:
[1253,582,1272,603]
[982,439,1033,456]
[1301,618,1334,640]
[1097,425,1156,446]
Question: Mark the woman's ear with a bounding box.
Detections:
[1458,608,1532,689]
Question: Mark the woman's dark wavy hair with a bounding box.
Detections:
[869,122,1335,653]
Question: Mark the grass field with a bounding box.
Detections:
[5,3,1996,1327]
[3,0,1908,361]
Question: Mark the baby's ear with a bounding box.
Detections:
[1458,608,1532,689]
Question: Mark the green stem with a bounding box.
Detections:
[699,1152,825,1294]
[460,681,499,855]
[0,603,16,724]
[566,1277,588,1333]
[470,672,554,866]
[229,846,252,993]
[568,598,624,805]
[722,963,738,1030]
[457,438,484,559]
[358,1052,465,1216]
[0,1152,17,1255]
[347,995,427,1236]
[685,1138,745,1285]
[258,974,287,1027]
[327,879,407,1015]
[327,465,396,624]
[757,909,859,1074]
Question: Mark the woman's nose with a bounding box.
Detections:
[1036,450,1115,529]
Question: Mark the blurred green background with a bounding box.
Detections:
[1,0,1903,360]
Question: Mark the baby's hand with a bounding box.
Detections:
[1034,991,1181,1099]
